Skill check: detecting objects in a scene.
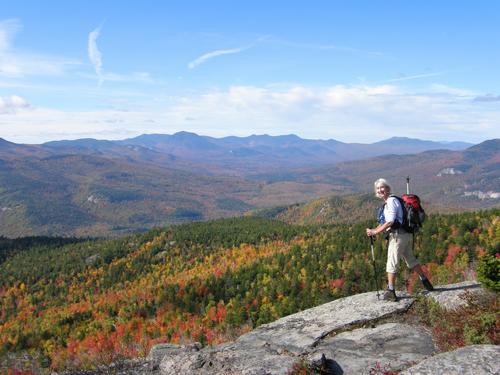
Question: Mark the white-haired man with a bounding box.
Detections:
[366,178,433,301]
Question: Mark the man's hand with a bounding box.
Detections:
[366,228,376,237]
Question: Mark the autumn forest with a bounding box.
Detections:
[0,209,499,371]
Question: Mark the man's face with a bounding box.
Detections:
[376,184,390,199]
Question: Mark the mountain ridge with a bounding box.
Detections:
[0,135,497,237]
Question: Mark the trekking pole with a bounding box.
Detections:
[370,236,380,300]
[405,175,417,275]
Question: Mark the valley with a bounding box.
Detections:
[0,134,497,237]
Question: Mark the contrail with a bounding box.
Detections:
[188,36,271,69]
[188,46,250,69]
[385,72,444,83]
[88,25,103,85]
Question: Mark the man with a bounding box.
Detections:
[366,178,433,301]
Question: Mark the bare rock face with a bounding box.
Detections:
[308,323,435,375]
[159,341,297,375]
[147,343,201,368]
[237,290,413,355]
[426,280,483,310]
[159,291,414,374]
[153,282,496,375]
[401,345,500,375]
[307,323,436,374]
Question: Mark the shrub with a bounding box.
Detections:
[477,254,500,292]
[411,291,499,352]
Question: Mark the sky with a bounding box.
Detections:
[0,1,499,144]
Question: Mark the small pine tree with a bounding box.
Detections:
[477,254,500,292]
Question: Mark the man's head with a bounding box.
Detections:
[374,178,391,199]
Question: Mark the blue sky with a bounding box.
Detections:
[0,1,499,144]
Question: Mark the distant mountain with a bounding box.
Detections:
[462,139,500,161]
[439,140,473,149]
[0,134,494,237]
[40,133,474,178]
[44,138,115,148]
[121,131,223,154]
[372,137,472,152]
[273,139,500,212]
[112,132,473,174]
[0,138,16,148]
[253,140,499,224]
[0,143,262,237]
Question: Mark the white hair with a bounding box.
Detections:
[374,178,391,194]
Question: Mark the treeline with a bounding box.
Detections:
[0,210,498,371]
[0,236,84,264]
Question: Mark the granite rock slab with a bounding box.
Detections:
[238,290,414,355]
[159,291,414,374]
[426,280,483,310]
[401,345,500,375]
[307,323,436,375]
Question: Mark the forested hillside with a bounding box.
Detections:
[1,211,498,371]
[1,137,498,237]
[259,193,381,225]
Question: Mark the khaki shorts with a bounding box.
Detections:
[386,231,419,273]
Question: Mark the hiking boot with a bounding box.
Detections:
[382,288,398,302]
[421,278,434,291]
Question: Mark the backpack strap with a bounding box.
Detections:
[387,195,405,230]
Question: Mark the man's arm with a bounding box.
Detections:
[366,221,393,237]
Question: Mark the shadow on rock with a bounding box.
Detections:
[433,284,480,292]
[310,354,344,375]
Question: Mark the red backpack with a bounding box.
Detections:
[377,177,426,233]
[393,194,426,233]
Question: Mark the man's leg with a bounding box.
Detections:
[382,272,397,301]
[412,264,425,277]
[411,264,434,291]
[387,272,396,291]
[384,234,399,301]
[402,236,434,292]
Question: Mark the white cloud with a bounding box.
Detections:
[0,54,80,77]
[473,94,500,102]
[0,106,151,143]
[88,26,104,85]
[162,84,500,142]
[188,46,251,69]
[429,84,476,97]
[1,84,499,144]
[0,95,30,114]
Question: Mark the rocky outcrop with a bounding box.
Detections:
[307,323,435,374]
[158,291,416,374]
[425,280,482,310]
[47,281,495,375]
[401,345,500,375]
[146,281,496,375]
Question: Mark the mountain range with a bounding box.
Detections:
[45,132,472,175]
[0,133,497,237]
